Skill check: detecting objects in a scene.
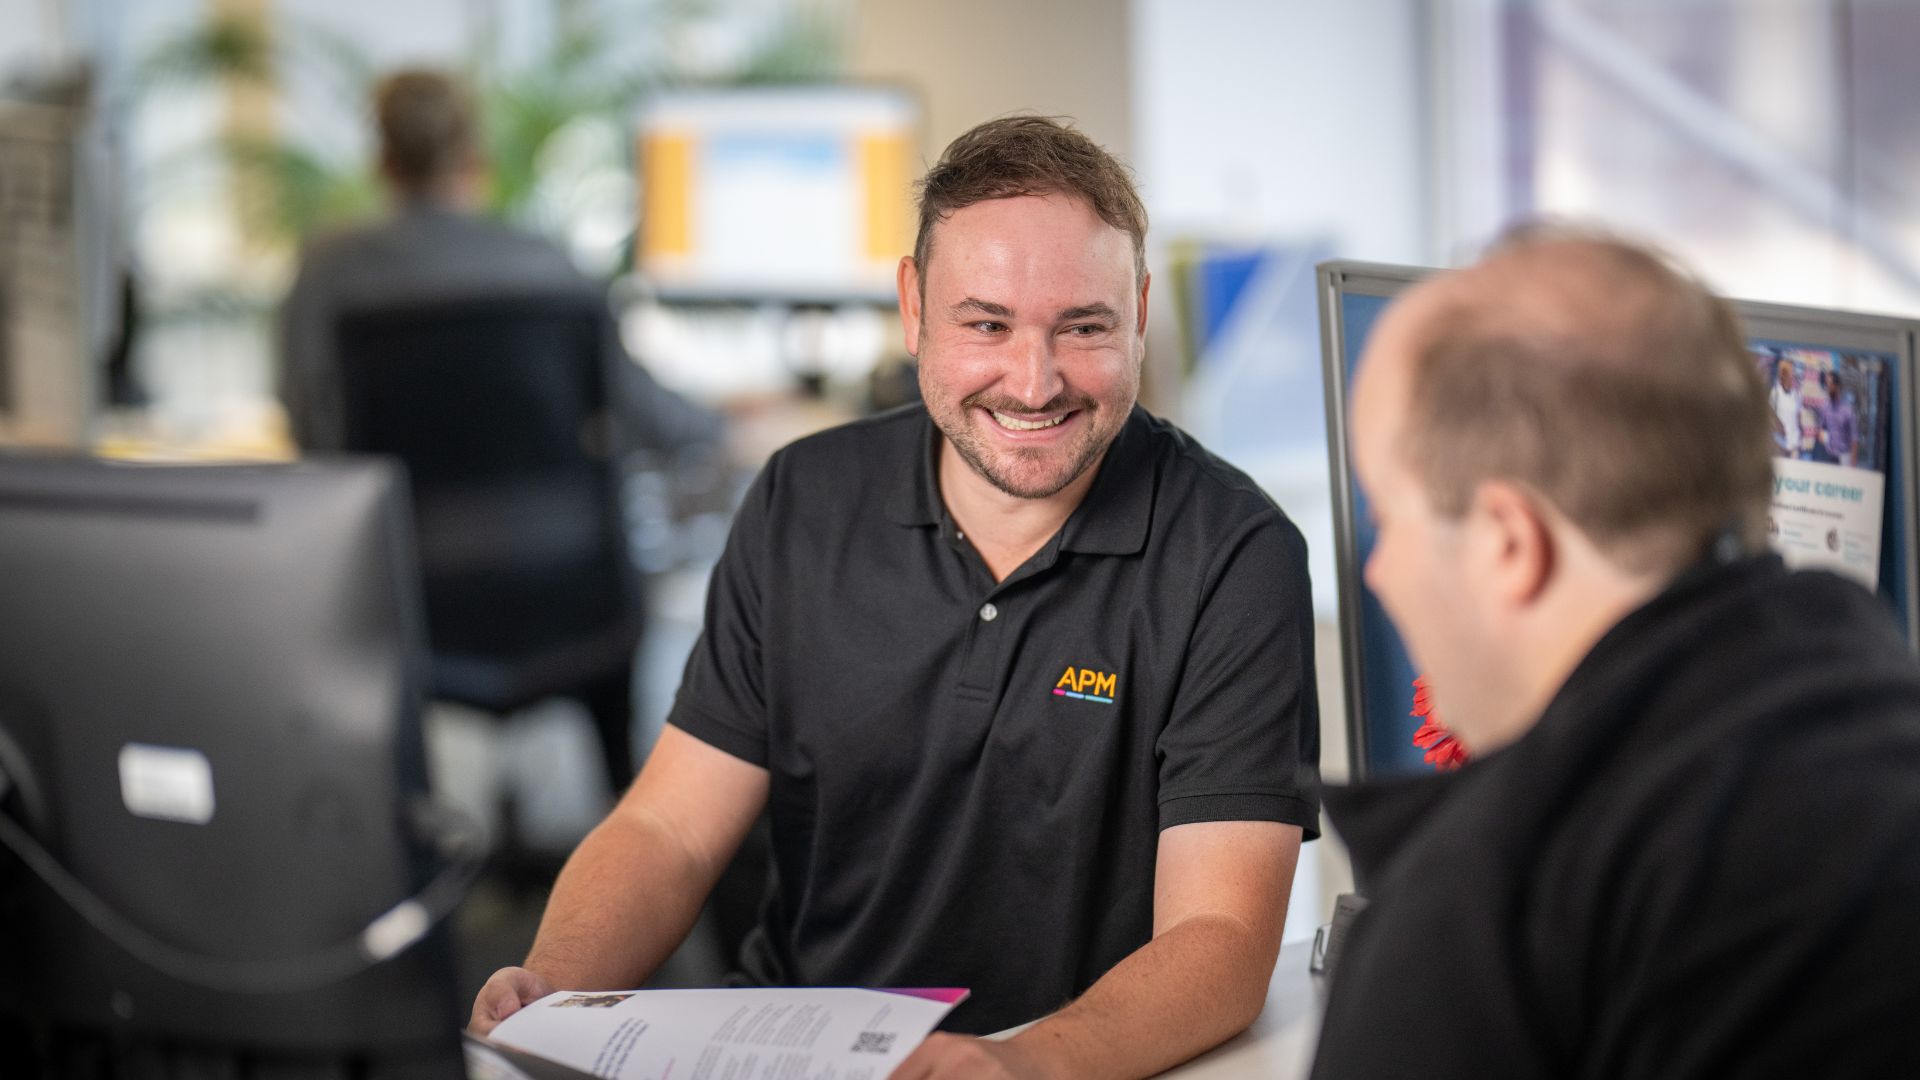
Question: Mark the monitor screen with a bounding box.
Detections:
[0,455,469,1077]
[634,86,918,303]
[1320,261,1920,779]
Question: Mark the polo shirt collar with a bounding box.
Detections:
[1058,406,1153,555]
[883,405,1155,557]
[884,409,944,527]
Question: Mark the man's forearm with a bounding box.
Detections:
[521,810,716,989]
[1006,911,1279,1079]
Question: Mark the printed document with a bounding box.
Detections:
[487,986,968,1080]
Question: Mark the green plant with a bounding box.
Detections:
[134,10,378,244]
[132,1,852,251]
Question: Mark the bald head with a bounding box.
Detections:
[1377,226,1773,576]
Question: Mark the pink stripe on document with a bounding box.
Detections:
[881,988,971,1004]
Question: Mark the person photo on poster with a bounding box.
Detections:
[1750,342,1891,588]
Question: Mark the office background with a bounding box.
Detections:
[5,0,1920,998]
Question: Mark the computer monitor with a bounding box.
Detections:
[1320,260,1920,779]
[0,455,470,1078]
[634,85,918,304]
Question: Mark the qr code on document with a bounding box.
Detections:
[850,1031,896,1054]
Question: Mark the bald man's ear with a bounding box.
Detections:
[1467,480,1555,609]
[897,256,923,358]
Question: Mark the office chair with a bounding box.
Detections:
[336,291,642,800]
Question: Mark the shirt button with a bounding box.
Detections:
[979,603,998,623]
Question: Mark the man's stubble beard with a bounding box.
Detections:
[937,393,1111,500]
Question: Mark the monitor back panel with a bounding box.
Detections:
[0,456,460,1055]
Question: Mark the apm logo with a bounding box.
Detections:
[1054,666,1117,705]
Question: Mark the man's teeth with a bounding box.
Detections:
[992,411,1067,431]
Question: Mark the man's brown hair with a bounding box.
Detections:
[1401,223,1774,575]
[374,69,480,193]
[913,115,1148,288]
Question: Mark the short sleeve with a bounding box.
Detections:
[1155,509,1321,838]
[665,462,776,766]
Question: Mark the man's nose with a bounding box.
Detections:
[1008,332,1064,409]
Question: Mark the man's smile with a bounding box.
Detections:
[989,409,1072,432]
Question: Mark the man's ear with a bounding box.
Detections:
[897,256,923,358]
[1467,480,1555,607]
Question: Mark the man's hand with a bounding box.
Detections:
[468,966,556,1036]
[887,1033,1053,1080]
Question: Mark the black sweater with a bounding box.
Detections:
[1312,555,1920,1079]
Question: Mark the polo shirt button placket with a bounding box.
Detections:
[955,591,1010,702]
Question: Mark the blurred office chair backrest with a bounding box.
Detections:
[337,291,641,794]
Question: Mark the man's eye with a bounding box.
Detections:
[1065,324,1108,336]
[972,321,1007,333]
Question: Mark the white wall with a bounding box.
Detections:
[1130,0,1428,263]
[849,0,1132,167]
[1128,0,1432,611]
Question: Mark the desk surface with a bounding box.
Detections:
[1155,939,1320,1079]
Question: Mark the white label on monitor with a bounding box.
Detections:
[118,743,215,825]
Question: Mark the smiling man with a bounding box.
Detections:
[471,116,1320,1079]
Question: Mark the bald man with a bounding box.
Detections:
[1311,226,1920,1078]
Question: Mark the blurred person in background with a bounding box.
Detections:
[471,115,1321,1079]
[276,68,718,458]
[1313,224,1920,1078]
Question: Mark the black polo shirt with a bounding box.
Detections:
[668,404,1320,1034]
